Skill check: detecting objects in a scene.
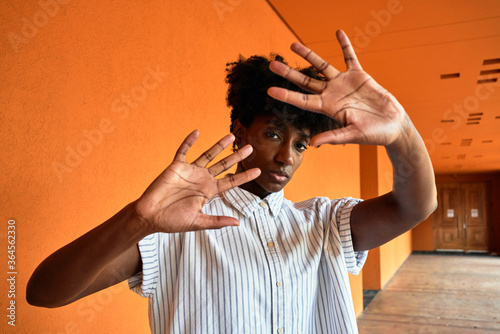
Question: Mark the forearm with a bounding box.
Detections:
[385,116,437,223]
[351,118,437,251]
[27,202,151,308]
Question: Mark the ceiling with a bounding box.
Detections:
[268,0,500,174]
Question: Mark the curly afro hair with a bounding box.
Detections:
[225,54,341,144]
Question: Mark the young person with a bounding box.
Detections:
[27,30,437,333]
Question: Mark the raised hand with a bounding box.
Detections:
[267,30,410,148]
[134,130,260,234]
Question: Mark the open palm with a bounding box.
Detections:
[135,130,260,233]
[268,30,409,147]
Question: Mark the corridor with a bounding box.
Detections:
[358,253,500,333]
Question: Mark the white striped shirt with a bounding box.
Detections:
[129,186,367,334]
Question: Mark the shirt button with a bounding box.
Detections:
[267,241,274,248]
[259,201,266,207]
[276,281,283,287]
[277,328,284,334]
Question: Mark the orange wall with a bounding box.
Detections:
[1,0,364,332]
[412,215,435,251]
[379,233,412,285]
[348,272,364,318]
[363,248,381,290]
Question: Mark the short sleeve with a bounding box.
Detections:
[334,197,368,275]
[128,233,161,297]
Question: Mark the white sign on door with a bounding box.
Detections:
[447,209,454,218]
[471,209,478,218]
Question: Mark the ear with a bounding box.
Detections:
[232,119,245,145]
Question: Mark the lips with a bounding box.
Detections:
[268,170,289,183]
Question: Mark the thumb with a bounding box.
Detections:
[196,214,240,230]
[311,126,362,146]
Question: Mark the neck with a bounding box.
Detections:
[236,163,271,199]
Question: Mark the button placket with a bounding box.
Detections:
[254,203,286,334]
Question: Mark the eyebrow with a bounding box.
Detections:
[298,131,312,140]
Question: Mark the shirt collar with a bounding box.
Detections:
[224,187,284,218]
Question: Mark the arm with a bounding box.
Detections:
[350,122,437,251]
[27,131,260,307]
[267,30,437,251]
[27,204,144,308]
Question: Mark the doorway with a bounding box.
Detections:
[433,182,490,252]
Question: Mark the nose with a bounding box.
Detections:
[275,142,293,166]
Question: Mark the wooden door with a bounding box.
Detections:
[463,183,489,251]
[434,182,489,252]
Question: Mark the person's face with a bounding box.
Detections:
[234,115,311,198]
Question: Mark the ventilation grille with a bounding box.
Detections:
[483,58,500,65]
[478,78,497,84]
[440,73,460,79]
[460,139,473,146]
[467,112,482,125]
[478,58,500,84]
[480,69,500,75]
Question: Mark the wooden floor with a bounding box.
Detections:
[357,254,500,333]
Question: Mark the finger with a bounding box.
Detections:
[267,87,324,113]
[208,144,253,176]
[269,61,326,94]
[193,133,235,168]
[336,30,363,71]
[216,168,261,193]
[195,214,240,230]
[310,126,363,146]
[174,130,199,162]
[290,42,339,80]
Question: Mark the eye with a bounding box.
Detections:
[295,142,308,152]
[265,132,280,140]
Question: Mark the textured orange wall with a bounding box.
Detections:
[348,272,364,318]
[1,0,364,332]
[362,247,381,290]
[412,215,435,251]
